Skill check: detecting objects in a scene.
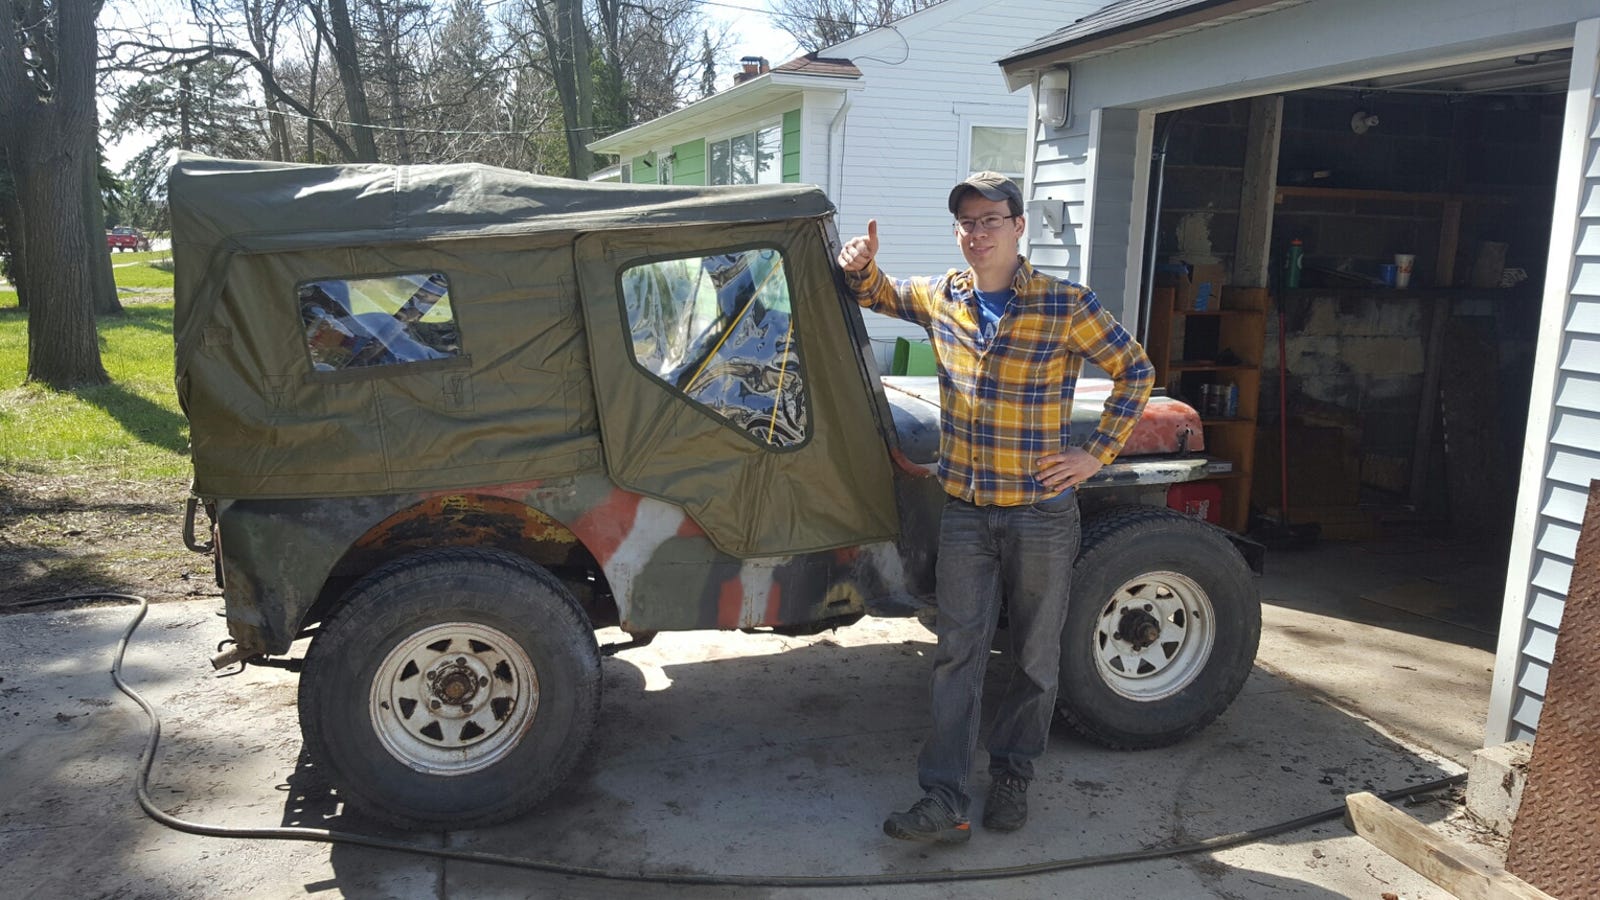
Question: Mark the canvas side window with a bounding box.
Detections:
[620,248,807,447]
[299,272,460,372]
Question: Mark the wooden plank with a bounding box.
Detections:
[1232,95,1283,289]
[1436,199,1462,287]
[1275,186,1514,205]
[1344,792,1556,900]
[1408,301,1448,507]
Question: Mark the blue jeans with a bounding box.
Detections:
[917,491,1080,818]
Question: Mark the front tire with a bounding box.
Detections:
[1057,506,1259,749]
[299,548,601,830]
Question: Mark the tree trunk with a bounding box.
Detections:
[20,153,109,386]
[0,0,110,387]
[594,0,630,124]
[0,160,28,311]
[84,147,123,317]
[178,64,194,150]
[326,0,380,162]
[246,0,292,161]
[552,0,593,179]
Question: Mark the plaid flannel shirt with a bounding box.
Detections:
[849,257,1153,507]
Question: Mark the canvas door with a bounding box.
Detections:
[573,219,897,559]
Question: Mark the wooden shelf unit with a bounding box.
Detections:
[1273,186,1514,288]
[1146,284,1269,532]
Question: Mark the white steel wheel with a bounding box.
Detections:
[299,548,601,830]
[1057,506,1260,750]
[370,621,539,775]
[1091,571,1216,702]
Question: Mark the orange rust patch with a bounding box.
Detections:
[716,577,743,629]
[357,494,578,553]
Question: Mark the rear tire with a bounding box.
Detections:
[299,548,601,830]
[1057,506,1259,749]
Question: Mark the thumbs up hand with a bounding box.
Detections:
[837,219,879,272]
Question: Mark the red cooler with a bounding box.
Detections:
[1167,481,1222,525]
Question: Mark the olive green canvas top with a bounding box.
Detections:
[167,154,897,558]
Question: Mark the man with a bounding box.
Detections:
[837,172,1153,843]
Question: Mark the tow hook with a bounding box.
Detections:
[1114,607,1163,652]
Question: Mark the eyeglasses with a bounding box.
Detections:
[953,214,1018,234]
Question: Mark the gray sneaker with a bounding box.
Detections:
[983,775,1028,831]
[883,796,972,843]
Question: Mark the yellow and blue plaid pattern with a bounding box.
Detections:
[850,258,1153,507]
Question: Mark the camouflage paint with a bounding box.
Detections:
[214,471,921,656]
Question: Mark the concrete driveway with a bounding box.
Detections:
[0,580,1490,900]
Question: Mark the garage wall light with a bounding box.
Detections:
[1039,67,1072,130]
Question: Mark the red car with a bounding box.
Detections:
[106,227,151,252]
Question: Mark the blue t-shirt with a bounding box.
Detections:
[973,287,1015,349]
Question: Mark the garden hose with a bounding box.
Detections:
[4,592,1467,888]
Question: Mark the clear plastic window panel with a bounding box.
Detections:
[300,272,460,372]
[621,248,807,447]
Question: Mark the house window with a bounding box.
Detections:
[299,272,460,372]
[620,247,807,447]
[968,124,1026,190]
[708,123,782,185]
[657,153,674,185]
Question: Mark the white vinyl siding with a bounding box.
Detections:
[1027,127,1091,280]
[1489,16,1600,742]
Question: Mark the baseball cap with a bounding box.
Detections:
[948,172,1024,216]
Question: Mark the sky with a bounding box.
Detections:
[101,1,804,172]
[714,2,805,69]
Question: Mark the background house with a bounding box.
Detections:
[997,0,1598,747]
[588,0,1108,368]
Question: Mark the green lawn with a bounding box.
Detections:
[111,258,176,291]
[0,273,188,482]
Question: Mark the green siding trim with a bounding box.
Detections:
[634,151,656,184]
[672,138,706,186]
[782,109,801,183]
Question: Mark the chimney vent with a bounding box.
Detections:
[734,56,770,85]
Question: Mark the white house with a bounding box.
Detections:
[997,0,1600,746]
[587,0,1109,367]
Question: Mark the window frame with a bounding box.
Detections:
[705,119,785,186]
[612,241,813,452]
[957,117,1028,184]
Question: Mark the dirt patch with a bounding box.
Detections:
[0,470,216,607]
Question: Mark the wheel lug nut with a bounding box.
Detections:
[429,699,441,709]
[478,676,489,687]
[1143,604,1153,611]
[462,703,473,713]
[456,657,466,665]
[1112,631,1122,640]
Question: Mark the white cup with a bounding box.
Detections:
[1394,253,1415,289]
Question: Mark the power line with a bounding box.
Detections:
[159,81,591,138]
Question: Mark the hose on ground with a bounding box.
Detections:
[4,593,1468,888]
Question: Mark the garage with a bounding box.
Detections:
[999,0,1600,747]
